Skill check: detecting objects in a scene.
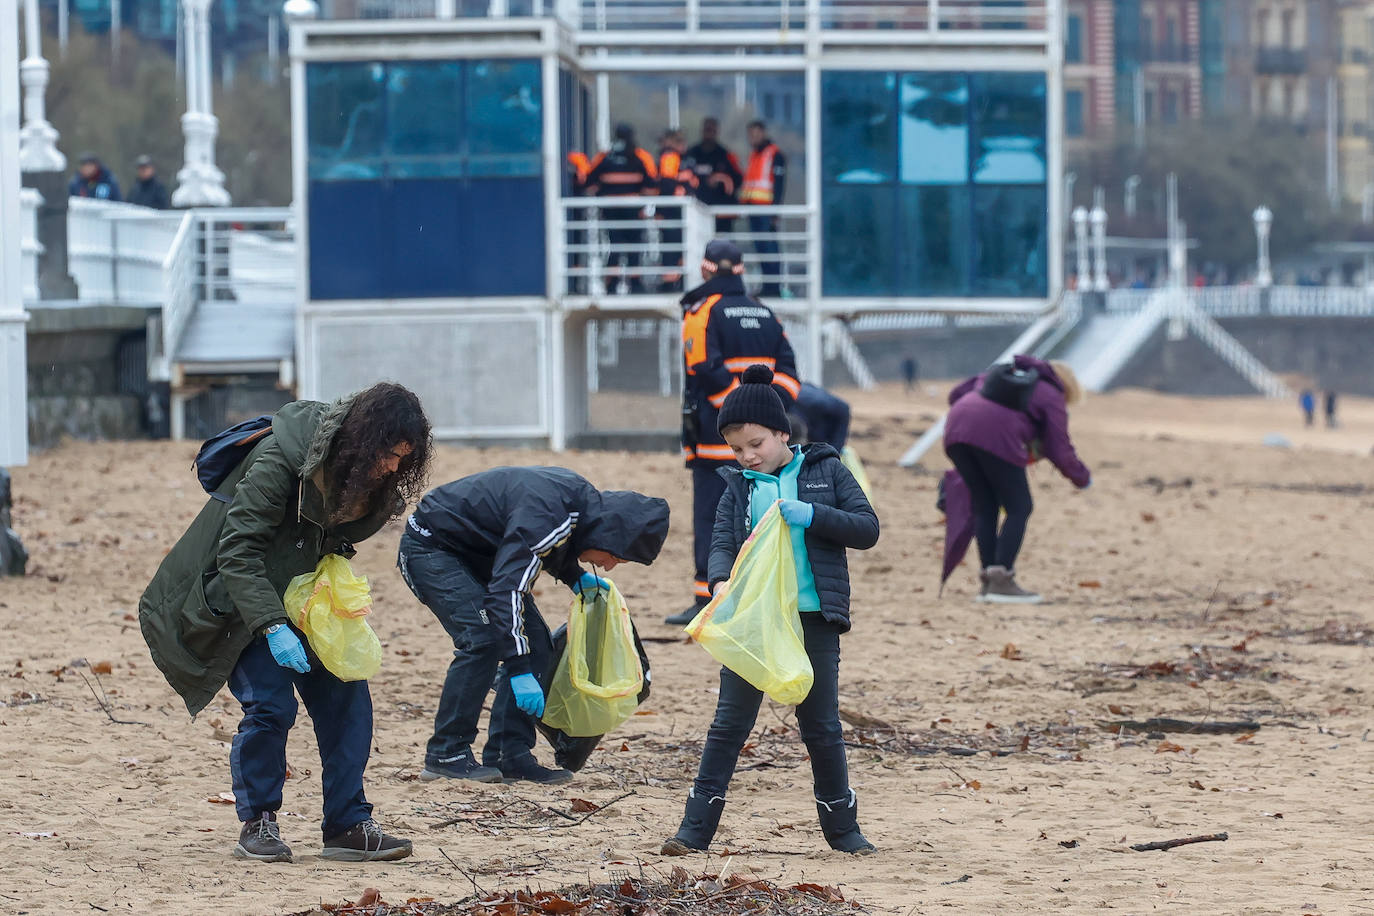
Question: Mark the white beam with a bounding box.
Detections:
[2,0,31,466]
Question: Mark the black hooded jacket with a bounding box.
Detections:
[709,444,878,631]
[408,467,670,669]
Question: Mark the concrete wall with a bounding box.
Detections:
[850,323,1032,382]
[1115,317,1374,396]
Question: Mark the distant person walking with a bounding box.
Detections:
[901,356,919,394]
[944,357,1091,604]
[128,155,170,210]
[68,153,121,201]
[1300,389,1316,427]
[1325,390,1339,429]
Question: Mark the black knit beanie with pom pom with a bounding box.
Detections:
[717,364,792,436]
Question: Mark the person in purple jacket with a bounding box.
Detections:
[943,356,1091,604]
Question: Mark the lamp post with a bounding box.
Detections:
[1072,206,1089,288]
[172,0,231,208]
[18,0,64,173]
[1253,205,1273,288]
[1090,202,1108,292]
[1124,174,1141,220]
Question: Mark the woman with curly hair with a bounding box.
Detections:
[140,382,432,865]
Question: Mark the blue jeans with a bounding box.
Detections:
[398,530,553,768]
[228,632,373,838]
[693,615,848,801]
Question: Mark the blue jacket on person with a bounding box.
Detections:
[69,166,122,202]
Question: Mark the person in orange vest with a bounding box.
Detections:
[741,120,787,298]
[656,130,693,292]
[587,124,658,294]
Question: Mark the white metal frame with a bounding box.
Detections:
[1,0,29,467]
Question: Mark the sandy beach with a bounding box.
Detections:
[3,383,1373,915]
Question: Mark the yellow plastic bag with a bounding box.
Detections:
[542,580,644,737]
[841,445,875,505]
[283,554,381,682]
[685,502,814,705]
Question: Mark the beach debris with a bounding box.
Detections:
[1130,832,1229,853]
[1099,718,1262,736]
[1261,434,1292,449]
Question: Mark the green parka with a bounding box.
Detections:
[139,396,401,716]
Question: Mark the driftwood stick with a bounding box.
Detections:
[838,707,896,731]
[1130,832,1228,852]
[1101,718,1260,735]
[78,669,147,727]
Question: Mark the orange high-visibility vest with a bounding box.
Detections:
[567,151,591,187]
[740,143,779,204]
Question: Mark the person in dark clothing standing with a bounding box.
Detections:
[661,365,879,857]
[587,123,658,294]
[683,118,743,234]
[1325,389,1339,428]
[68,152,121,201]
[128,155,170,209]
[666,239,800,625]
[398,468,670,786]
[1300,389,1316,427]
[944,357,1091,604]
[740,120,787,297]
[901,356,919,393]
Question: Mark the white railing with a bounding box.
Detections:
[560,195,713,299]
[1186,308,1291,399]
[708,204,816,302]
[67,198,182,304]
[155,212,198,381]
[822,318,875,389]
[20,188,42,302]
[1192,286,1261,316]
[1077,290,1171,392]
[1268,285,1374,316]
[197,209,296,305]
[576,0,1048,33]
[1104,284,1374,318]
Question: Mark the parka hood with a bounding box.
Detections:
[574,490,671,565]
[271,394,356,479]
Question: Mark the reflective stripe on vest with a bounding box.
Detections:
[740,143,779,204]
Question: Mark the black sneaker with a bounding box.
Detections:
[420,751,503,783]
[664,604,704,626]
[500,755,574,785]
[233,812,292,863]
[321,818,413,862]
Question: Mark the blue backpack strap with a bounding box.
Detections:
[194,415,274,501]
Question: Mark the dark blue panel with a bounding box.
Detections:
[387,180,464,299]
[308,181,387,300]
[972,185,1048,297]
[822,184,895,296]
[461,179,546,296]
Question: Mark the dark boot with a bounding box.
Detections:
[660,788,724,855]
[664,602,705,626]
[500,754,573,785]
[233,811,292,862]
[420,750,503,783]
[816,790,876,855]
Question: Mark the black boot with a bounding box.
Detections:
[816,790,876,855]
[660,788,724,855]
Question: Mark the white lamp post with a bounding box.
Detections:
[1124,174,1141,219]
[283,0,318,20]
[172,0,230,208]
[1253,205,1273,288]
[18,0,65,173]
[1090,202,1108,291]
[1071,206,1089,287]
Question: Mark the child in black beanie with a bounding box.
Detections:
[661,364,881,856]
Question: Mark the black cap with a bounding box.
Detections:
[135,154,153,167]
[717,365,791,436]
[703,238,744,271]
[614,122,634,142]
[78,152,99,164]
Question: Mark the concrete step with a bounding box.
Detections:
[175,300,294,366]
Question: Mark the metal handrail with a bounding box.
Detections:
[155,211,198,381]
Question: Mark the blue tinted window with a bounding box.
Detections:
[1066,14,1083,62]
[307,62,386,180]
[900,74,969,185]
[468,59,543,177]
[971,72,1046,183]
[973,185,1047,296]
[1066,90,1085,136]
[822,185,895,295]
[899,186,971,296]
[822,72,896,183]
[386,61,463,178]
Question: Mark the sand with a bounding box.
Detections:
[2,384,1373,915]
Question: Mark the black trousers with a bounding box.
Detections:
[946,443,1033,571]
[691,462,729,605]
[693,615,848,802]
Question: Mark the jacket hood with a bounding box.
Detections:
[681,272,746,308]
[574,490,671,565]
[271,395,356,479]
[1012,355,1065,394]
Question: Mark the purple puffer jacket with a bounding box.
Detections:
[944,355,1091,488]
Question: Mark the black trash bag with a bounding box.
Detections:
[535,618,652,773]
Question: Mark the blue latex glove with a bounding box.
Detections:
[509,673,546,718]
[265,626,310,674]
[573,572,610,595]
[778,499,814,528]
